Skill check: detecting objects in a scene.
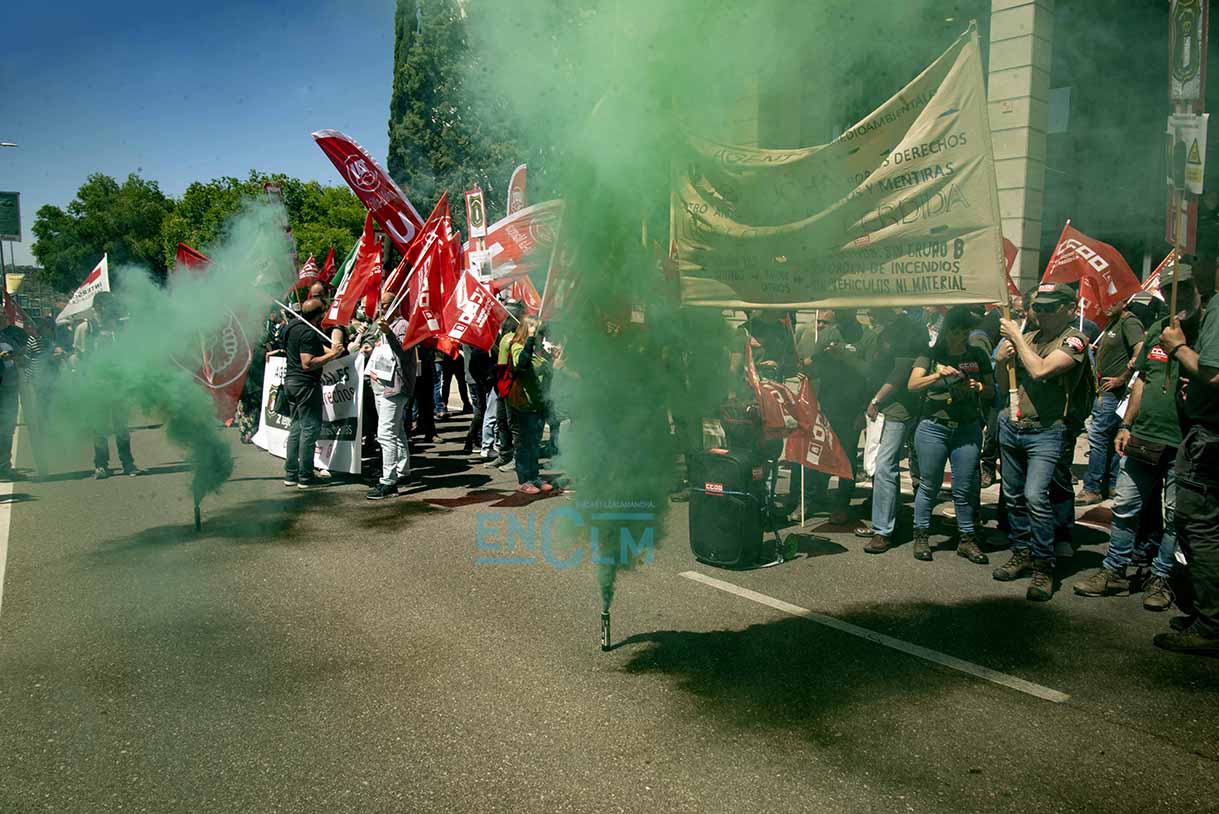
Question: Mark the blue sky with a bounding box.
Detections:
[1,0,398,265]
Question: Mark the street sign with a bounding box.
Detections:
[0,191,19,241]
[1171,0,1209,110]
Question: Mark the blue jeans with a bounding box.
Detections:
[913,419,982,534]
[1052,427,1081,543]
[481,390,499,454]
[1083,391,1122,494]
[1105,453,1176,579]
[870,416,911,538]
[999,416,1068,565]
[513,408,544,484]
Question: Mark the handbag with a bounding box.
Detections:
[1125,434,1168,467]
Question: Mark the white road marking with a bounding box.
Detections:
[680,570,1071,704]
[0,417,20,619]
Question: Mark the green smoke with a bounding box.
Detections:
[53,200,294,502]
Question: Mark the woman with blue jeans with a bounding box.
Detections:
[863,319,925,554]
[907,307,994,563]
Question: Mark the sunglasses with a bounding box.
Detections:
[1031,303,1061,314]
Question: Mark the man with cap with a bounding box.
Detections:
[1073,280,1181,610]
[992,283,1092,601]
[1076,294,1150,505]
[1154,263,1219,654]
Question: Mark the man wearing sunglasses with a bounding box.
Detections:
[991,283,1091,601]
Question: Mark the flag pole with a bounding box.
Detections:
[273,299,338,347]
[1164,253,1181,394]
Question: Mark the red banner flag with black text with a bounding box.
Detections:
[1041,223,1141,328]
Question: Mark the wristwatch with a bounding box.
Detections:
[1119,423,1132,431]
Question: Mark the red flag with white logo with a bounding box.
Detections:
[508,276,542,314]
[1002,238,1020,297]
[402,236,446,349]
[284,254,319,299]
[383,192,451,297]
[312,130,425,254]
[324,213,382,328]
[440,270,508,352]
[781,374,855,480]
[1041,223,1141,328]
[172,243,252,423]
[742,338,800,440]
[506,164,528,215]
[469,199,562,284]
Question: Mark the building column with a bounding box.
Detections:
[988,0,1054,292]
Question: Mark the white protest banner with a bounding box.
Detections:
[673,26,1006,309]
[252,354,364,474]
[56,254,110,324]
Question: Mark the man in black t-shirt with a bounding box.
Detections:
[282,299,344,487]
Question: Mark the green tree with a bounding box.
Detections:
[160,171,366,270]
[31,173,176,291]
[388,0,545,233]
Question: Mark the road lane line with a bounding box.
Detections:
[680,570,1071,704]
[0,417,20,619]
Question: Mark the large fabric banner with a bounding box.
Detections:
[252,354,365,475]
[56,254,110,325]
[673,28,1005,309]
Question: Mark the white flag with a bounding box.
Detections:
[56,255,110,325]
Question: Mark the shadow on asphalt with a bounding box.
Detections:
[0,492,36,505]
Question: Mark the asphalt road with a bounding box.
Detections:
[1,415,1217,814]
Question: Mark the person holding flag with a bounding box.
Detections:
[71,292,144,479]
[281,298,346,488]
[364,290,418,500]
[992,284,1091,601]
[507,315,553,494]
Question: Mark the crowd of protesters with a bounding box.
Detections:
[728,266,1219,657]
[5,256,1215,658]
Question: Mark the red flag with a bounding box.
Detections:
[1041,223,1141,328]
[742,338,800,440]
[402,236,446,349]
[509,276,542,314]
[172,242,252,423]
[1142,250,1177,301]
[469,199,562,282]
[284,255,319,298]
[2,291,36,336]
[1002,238,1020,297]
[324,213,382,328]
[319,246,337,284]
[312,130,425,254]
[781,374,854,479]
[506,164,528,215]
[383,192,451,297]
[539,214,579,320]
[440,270,509,352]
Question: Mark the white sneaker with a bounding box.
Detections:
[1055,540,1075,559]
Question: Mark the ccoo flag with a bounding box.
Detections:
[324,213,382,327]
[1041,222,1142,328]
[440,269,509,352]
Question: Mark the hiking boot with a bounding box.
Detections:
[912,529,932,561]
[864,534,893,554]
[1073,567,1130,597]
[1142,575,1175,612]
[94,467,110,480]
[992,549,1033,581]
[1026,559,1055,602]
[1153,628,1219,656]
[956,532,989,564]
[1075,489,1104,506]
[366,483,398,501]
